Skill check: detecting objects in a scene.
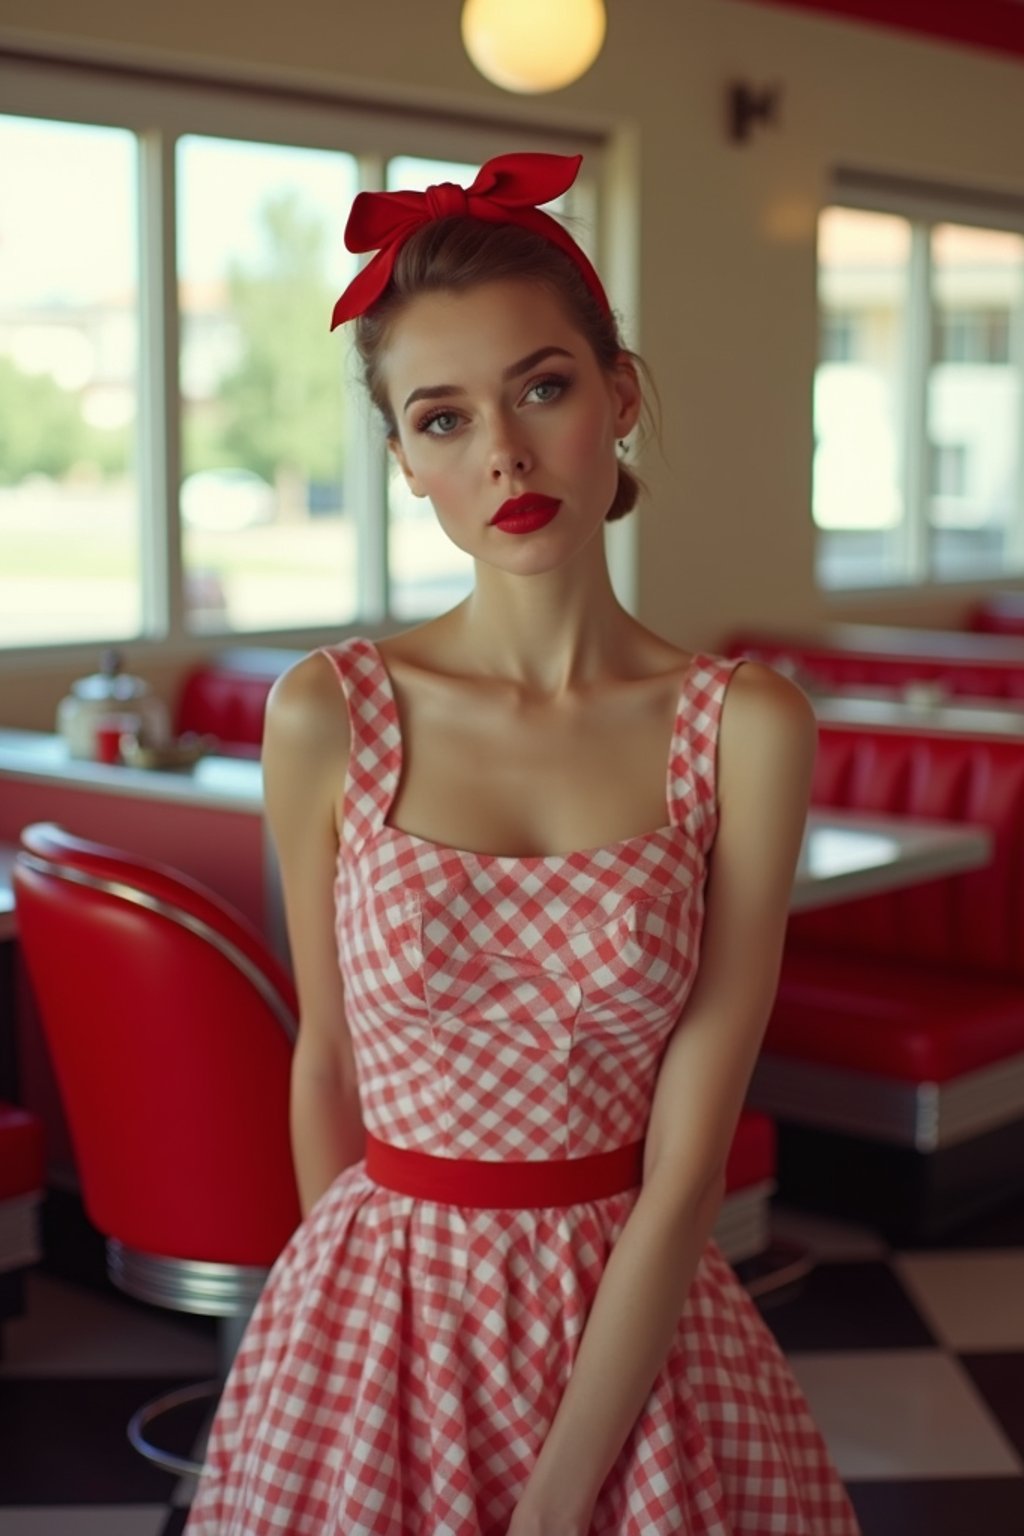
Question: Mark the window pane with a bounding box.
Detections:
[929,223,1024,580]
[813,207,910,590]
[0,116,140,646]
[383,157,477,620]
[177,137,357,633]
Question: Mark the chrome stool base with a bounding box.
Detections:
[127,1376,221,1479]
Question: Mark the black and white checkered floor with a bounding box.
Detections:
[1,1193,1023,1536]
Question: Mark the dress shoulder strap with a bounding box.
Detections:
[316,638,402,858]
[667,652,748,857]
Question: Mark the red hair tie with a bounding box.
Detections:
[330,151,610,329]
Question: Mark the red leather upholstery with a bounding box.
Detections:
[723,1109,775,1191]
[173,649,300,755]
[13,824,301,1267]
[725,630,1024,700]
[0,1103,45,1200]
[766,725,1024,1080]
[967,593,1024,637]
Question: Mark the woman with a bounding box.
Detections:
[185,153,861,1536]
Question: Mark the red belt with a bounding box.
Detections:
[364,1131,645,1209]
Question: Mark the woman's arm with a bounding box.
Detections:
[509,663,817,1534]
[262,654,366,1219]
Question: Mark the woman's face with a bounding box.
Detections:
[383,278,641,568]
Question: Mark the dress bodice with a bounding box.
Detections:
[322,637,743,1160]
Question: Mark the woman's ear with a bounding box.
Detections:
[610,354,642,438]
[389,436,428,498]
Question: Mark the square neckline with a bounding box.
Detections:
[360,637,703,866]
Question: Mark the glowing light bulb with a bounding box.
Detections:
[461,0,607,94]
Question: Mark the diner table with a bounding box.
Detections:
[792,808,992,911]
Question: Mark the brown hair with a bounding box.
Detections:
[353,217,648,521]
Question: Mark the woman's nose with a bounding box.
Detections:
[488,418,532,480]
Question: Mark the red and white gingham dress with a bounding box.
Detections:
[185,636,860,1536]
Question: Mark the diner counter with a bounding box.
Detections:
[0,729,269,943]
[0,729,261,810]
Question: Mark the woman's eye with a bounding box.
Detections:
[420,410,461,436]
[525,375,570,405]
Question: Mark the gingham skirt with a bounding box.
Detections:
[184,1151,860,1535]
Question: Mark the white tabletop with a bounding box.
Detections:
[792,808,992,912]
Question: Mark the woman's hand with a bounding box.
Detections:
[505,1488,595,1536]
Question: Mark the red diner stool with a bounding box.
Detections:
[12,822,301,1476]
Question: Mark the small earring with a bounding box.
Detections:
[616,440,628,458]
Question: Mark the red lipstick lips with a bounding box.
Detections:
[489,494,561,534]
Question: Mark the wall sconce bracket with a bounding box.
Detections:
[727,81,782,143]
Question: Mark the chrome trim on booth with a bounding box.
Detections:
[16,850,297,1041]
[108,1241,269,1316]
[748,1051,1024,1151]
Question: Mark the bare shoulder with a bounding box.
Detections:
[718,660,817,808]
[265,650,350,756]
[262,652,351,842]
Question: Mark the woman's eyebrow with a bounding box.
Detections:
[502,344,575,382]
[402,346,575,413]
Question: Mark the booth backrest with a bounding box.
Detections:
[174,648,301,754]
[968,593,1024,637]
[791,724,1024,981]
[726,628,1024,700]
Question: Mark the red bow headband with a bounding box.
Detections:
[330,152,610,330]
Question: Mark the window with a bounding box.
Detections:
[814,174,1024,592]
[177,136,357,633]
[0,116,141,645]
[0,56,606,654]
[821,310,860,364]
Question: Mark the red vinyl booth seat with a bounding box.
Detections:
[766,949,1023,1084]
[725,630,1024,701]
[747,723,1024,1236]
[173,648,300,756]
